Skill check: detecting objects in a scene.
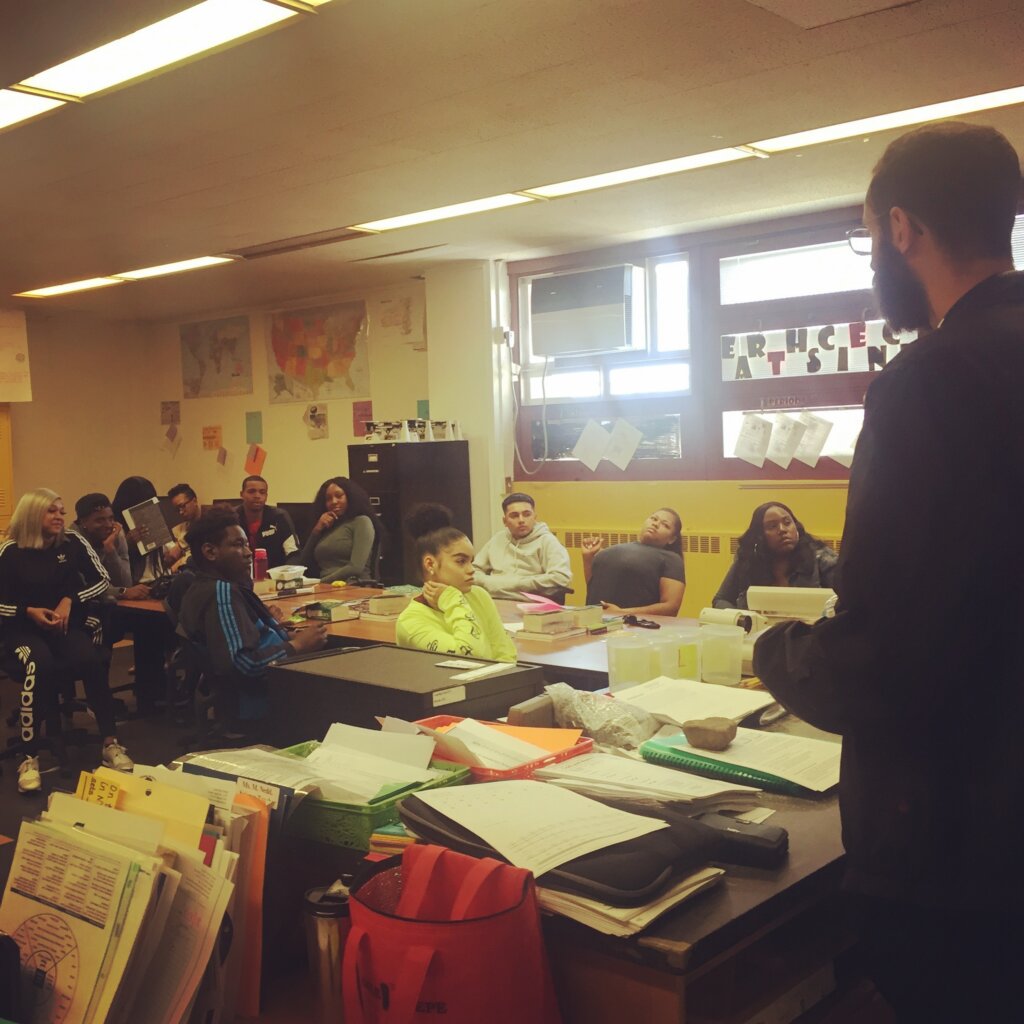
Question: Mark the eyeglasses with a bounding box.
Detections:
[846,227,872,256]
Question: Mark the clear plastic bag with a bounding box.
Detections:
[544,682,660,750]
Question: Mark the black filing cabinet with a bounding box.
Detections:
[348,440,471,585]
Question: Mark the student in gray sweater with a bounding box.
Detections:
[292,476,377,583]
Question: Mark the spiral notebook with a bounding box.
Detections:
[640,728,841,798]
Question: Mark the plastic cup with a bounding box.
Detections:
[674,626,703,681]
[606,634,655,692]
[700,624,744,686]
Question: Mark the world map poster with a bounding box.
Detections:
[180,315,253,398]
[267,300,370,403]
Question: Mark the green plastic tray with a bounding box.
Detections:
[278,741,470,850]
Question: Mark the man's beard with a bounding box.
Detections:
[873,235,932,333]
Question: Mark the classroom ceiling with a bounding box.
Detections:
[3,0,1024,322]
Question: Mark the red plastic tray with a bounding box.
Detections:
[414,714,593,782]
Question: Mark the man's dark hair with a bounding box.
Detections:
[75,492,111,521]
[240,475,267,490]
[502,492,535,512]
[186,507,243,562]
[168,482,196,502]
[866,122,1021,261]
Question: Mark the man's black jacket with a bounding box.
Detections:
[755,272,1024,909]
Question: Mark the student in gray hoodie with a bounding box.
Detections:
[473,493,571,600]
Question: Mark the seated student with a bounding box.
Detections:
[175,508,327,733]
[165,482,202,572]
[70,493,160,708]
[292,477,377,583]
[397,505,517,662]
[234,475,299,569]
[111,475,173,585]
[583,508,686,616]
[473,492,572,600]
[0,489,134,792]
[69,493,150,602]
[713,502,837,610]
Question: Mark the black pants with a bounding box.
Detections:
[2,627,116,755]
[851,894,1024,1022]
[107,606,171,711]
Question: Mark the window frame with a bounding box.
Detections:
[508,204,884,481]
[516,252,692,408]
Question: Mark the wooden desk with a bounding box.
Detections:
[120,589,692,693]
[249,793,845,1024]
[545,794,847,1023]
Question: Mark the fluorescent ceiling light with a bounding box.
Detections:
[751,84,1024,153]
[0,89,64,130]
[19,0,297,99]
[351,194,535,232]
[524,148,753,198]
[114,255,235,280]
[16,278,124,298]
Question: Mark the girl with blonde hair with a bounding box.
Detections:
[0,488,133,792]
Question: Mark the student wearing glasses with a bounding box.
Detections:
[713,502,837,609]
[166,482,202,572]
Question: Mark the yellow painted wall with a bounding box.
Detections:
[518,479,849,617]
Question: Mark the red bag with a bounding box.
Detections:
[343,844,562,1024]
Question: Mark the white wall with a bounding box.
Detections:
[12,282,429,508]
[425,261,513,544]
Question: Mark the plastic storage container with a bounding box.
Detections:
[279,741,470,849]
[606,633,655,692]
[414,714,593,781]
[650,628,702,681]
[700,624,744,686]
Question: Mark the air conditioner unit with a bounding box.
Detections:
[529,265,646,358]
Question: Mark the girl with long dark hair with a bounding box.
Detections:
[292,476,378,583]
[713,502,837,609]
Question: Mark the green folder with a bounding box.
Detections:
[639,734,819,798]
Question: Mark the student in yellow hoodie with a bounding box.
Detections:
[396,504,517,662]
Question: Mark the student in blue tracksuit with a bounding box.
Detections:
[175,507,327,735]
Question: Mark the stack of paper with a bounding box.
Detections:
[534,752,761,810]
[415,780,668,877]
[435,719,552,769]
[660,728,842,793]
[189,727,445,804]
[0,766,251,1024]
[619,676,776,725]
[537,867,724,936]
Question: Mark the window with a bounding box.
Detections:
[519,254,690,405]
[719,239,872,304]
[722,407,863,466]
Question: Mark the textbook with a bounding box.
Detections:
[640,728,841,797]
[300,600,359,622]
[367,592,413,615]
[520,609,576,633]
[515,626,587,643]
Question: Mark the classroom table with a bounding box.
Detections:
[121,587,699,691]
[254,793,846,1024]
[544,793,847,1023]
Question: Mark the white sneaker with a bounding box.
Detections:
[102,742,134,772]
[17,756,42,793]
